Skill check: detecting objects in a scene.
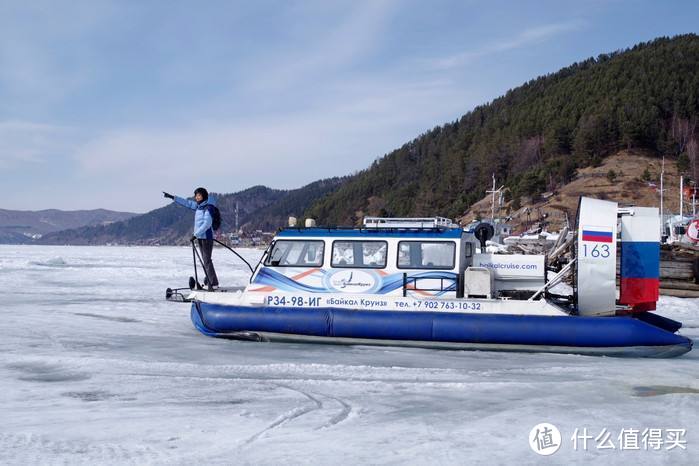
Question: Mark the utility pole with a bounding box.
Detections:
[235,201,239,232]
[660,157,665,238]
[486,173,504,222]
[679,175,684,220]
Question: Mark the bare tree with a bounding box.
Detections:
[671,114,697,154]
[513,135,544,173]
[687,137,698,181]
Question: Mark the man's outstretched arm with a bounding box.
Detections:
[164,191,197,210]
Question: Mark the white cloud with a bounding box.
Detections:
[0,2,591,212]
[239,0,397,95]
[71,74,476,211]
[0,120,78,168]
[428,21,585,70]
[2,1,481,211]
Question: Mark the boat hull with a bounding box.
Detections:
[190,302,693,358]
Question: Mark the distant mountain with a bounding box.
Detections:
[305,34,699,225]
[0,208,137,244]
[247,178,350,231]
[38,178,346,245]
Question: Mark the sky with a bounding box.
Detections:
[1,0,698,213]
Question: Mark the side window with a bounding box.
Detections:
[332,241,387,268]
[265,240,324,267]
[464,242,473,258]
[397,241,455,269]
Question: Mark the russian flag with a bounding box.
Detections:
[582,229,614,243]
[619,242,660,309]
[618,207,661,312]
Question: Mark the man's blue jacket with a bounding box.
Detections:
[173,195,216,240]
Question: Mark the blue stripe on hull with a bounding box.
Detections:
[191,303,692,356]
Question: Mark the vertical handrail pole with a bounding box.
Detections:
[191,239,211,288]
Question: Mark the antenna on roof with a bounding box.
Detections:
[486,173,505,221]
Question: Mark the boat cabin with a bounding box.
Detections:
[249,217,542,299]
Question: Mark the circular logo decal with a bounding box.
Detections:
[529,423,561,456]
[323,269,380,293]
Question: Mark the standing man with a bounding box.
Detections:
[163,187,219,291]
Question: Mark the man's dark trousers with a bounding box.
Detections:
[197,239,219,287]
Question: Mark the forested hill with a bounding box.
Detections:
[305,34,699,225]
[39,178,345,245]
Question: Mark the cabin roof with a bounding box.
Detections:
[276,227,463,239]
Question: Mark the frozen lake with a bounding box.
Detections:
[1,245,697,465]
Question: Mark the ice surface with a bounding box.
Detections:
[0,245,697,465]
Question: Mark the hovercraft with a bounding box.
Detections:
[166,197,693,358]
